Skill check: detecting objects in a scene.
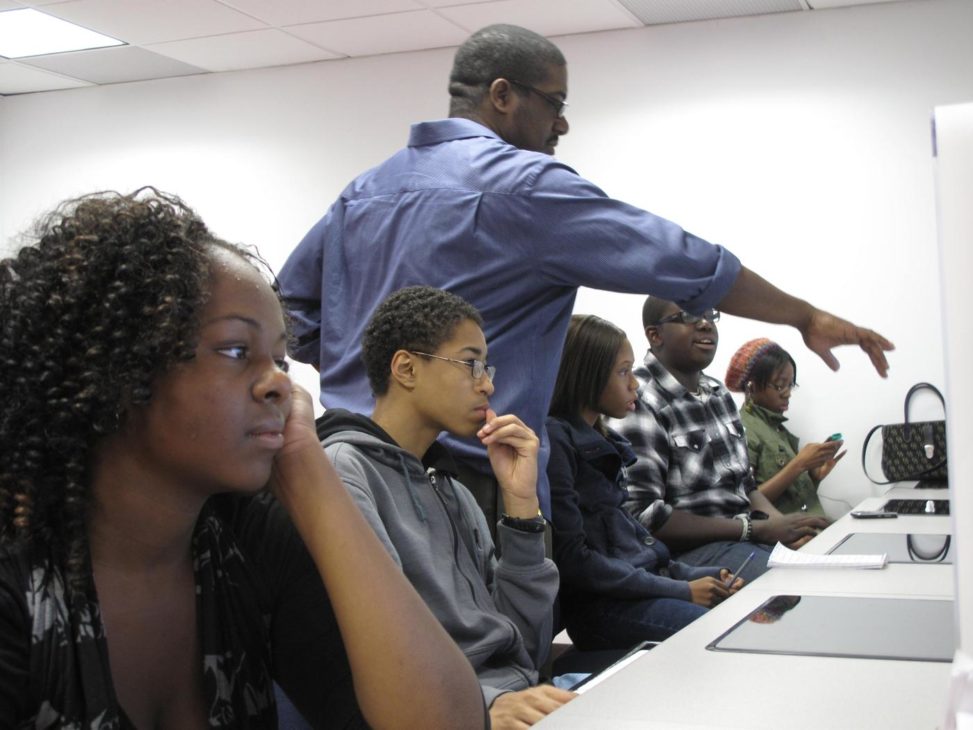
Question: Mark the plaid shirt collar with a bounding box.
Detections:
[640,350,721,400]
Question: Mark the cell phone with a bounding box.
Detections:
[850,510,898,519]
[826,433,843,442]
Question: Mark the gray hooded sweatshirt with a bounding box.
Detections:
[317,410,559,708]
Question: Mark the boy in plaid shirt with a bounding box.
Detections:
[612,296,828,578]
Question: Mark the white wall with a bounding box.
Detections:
[1,0,970,514]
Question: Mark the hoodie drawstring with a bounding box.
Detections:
[399,453,427,523]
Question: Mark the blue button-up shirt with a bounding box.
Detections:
[278,118,741,515]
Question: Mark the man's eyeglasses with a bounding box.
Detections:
[654,309,721,327]
[410,351,496,381]
[508,79,568,118]
[769,382,798,393]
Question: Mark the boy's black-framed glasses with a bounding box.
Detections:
[507,79,568,118]
[654,309,721,327]
[410,351,496,381]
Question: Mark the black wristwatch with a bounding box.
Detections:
[500,512,547,534]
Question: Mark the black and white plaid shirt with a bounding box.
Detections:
[610,351,754,532]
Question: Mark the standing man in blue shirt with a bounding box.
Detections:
[278,23,893,520]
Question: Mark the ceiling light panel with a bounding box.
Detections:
[0,8,123,58]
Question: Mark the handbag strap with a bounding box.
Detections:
[906,534,951,562]
[903,382,946,438]
[861,423,893,485]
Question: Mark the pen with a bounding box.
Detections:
[725,551,756,587]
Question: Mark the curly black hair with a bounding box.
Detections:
[448,24,566,117]
[361,286,482,397]
[0,187,262,592]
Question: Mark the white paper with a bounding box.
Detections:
[767,542,887,569]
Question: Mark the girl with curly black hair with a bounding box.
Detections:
[0,189,483,729]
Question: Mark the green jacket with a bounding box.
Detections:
[741,402,824,516]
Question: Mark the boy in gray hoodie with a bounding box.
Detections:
[316,286,574,729]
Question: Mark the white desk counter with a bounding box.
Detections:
[537,493,954,729]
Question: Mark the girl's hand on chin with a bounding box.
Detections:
[277,383,318,457]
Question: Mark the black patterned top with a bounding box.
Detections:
[0,493,367,729]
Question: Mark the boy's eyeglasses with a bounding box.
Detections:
[410,351,496,381]
[508,79,568,118]
[654,309,720,326]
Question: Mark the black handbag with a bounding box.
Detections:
[861,382,947,485]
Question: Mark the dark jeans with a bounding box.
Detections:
[562,594,708,651]
[674,540,772,582]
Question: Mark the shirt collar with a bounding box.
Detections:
[743,400,789,425]
[641,350,720,399]
[555,415,637,467]
[408,118,503,148]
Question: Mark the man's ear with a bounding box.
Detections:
[645,325,663,350]
[487,77,517,115]
[389,350,418,391]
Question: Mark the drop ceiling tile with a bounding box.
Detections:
[287,10,468,57]
[0,1,22,10]
[20,45,203,83]
[809,0,900,7]
[148,28,341,71]
[220,0,422,27]
[420,0,499,6]
[39,0,266,45]
[616,0,801,25]
[437,0,641,36]
[0,58,90,93]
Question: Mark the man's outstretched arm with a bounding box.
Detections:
[717,267,894,377]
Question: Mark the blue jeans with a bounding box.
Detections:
[674,541,772,582]
[562,594,708,651]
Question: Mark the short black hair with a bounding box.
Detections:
[641,295,675,331]
[362,286,482,396]
[549,314,627,430]
[747,344,798,391]
[448,24,566,116]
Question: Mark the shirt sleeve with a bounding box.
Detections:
[514,162,742,313]
[668,560,723,582]
[746,431,764,484]
[618,399,676,532]
[547,425,691,601]
[489,519,559,670]
[277,206,333,368]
